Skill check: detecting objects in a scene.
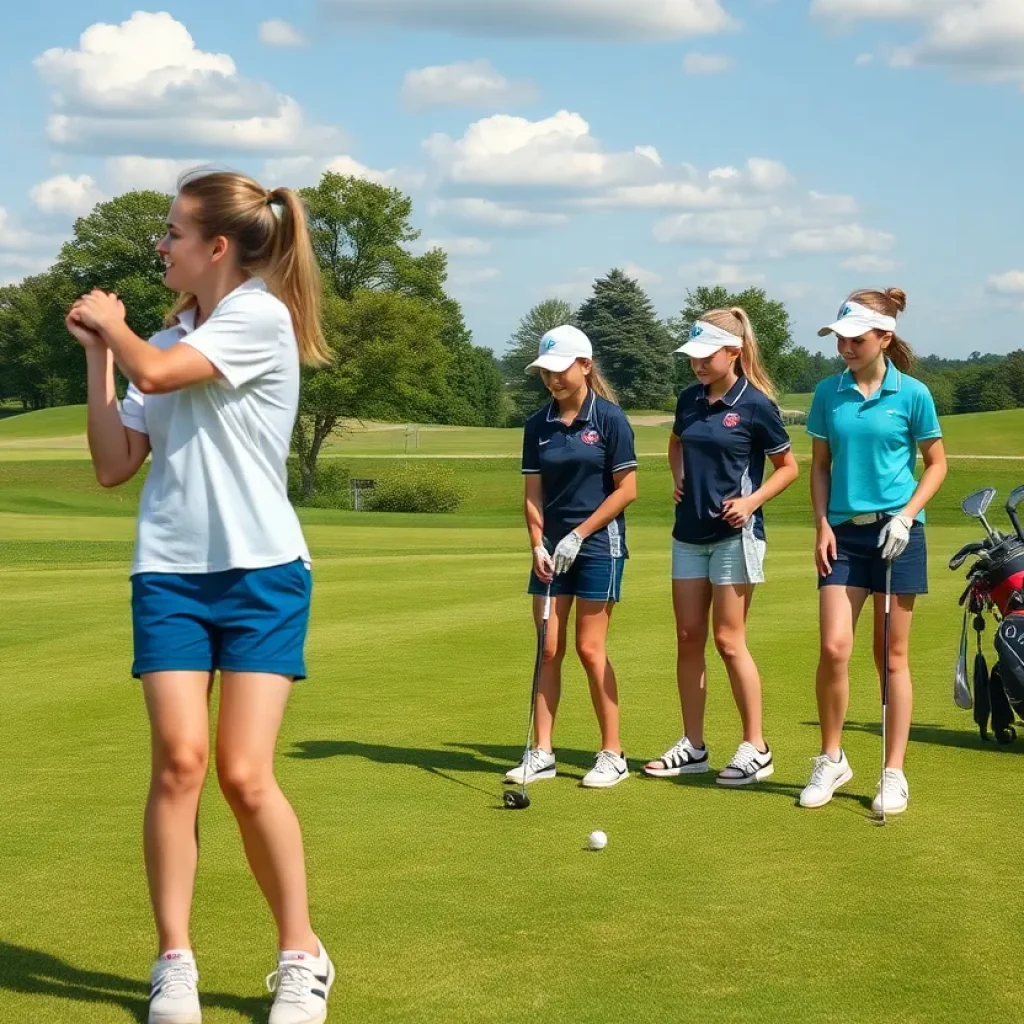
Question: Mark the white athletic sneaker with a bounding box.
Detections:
[717,741,774,786]
[872,768,909,815]
[581,750,629,788]
[267,940,335,1024]
[799,751,854,808]
[504,748,556,785]
[149,950,201,1024]
[643,737,710,777]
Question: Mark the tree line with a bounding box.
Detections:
[2,176,1021,488]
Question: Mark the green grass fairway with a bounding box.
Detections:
[3,457,1024,1023]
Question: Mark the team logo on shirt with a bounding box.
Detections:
[580,428,600,445]
[722,412,740,428]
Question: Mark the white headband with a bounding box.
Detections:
[674,319,743,356]
[818,299,896,338]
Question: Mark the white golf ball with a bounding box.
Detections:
[588,830,608,851]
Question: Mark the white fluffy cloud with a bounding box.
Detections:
[403,60,537,111]
[432,197,570,230]
[425,110,664,189]
[622,262,664,287]
[683,52,734,74]
[842,254,899,272]
[105,157,209,193]
[34,12,341,154]
[814,1,1024,88]
[30,174,106,216]
[320,0,738,39]
[987,269,1024,294]
[679,258,765,286]
[787,224,895,254]
[260,154,424,191]
[259,19,307,47]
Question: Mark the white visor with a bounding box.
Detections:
[818,299,896,338]
[676,320,743,358]
[526,324,593,373]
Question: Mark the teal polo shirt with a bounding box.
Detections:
[807,361,942,526]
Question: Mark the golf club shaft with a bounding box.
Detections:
[520,583,552,794]
[881,559,892,823]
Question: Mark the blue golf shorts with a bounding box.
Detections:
[131,558,312,680]
[528,556,625,603]
[819,520,928,595]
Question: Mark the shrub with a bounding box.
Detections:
[287,458,352,510]
[363,465,466,513]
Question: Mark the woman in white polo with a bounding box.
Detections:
[68,169,336,1024]
[644,308,798,787]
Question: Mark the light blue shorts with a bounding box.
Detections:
[671,532,766,586]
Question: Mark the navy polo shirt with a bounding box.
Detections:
[672,376,791,545]
[522,391,638,559]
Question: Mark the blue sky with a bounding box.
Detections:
[3,1,1024,360]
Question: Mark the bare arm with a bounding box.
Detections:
[811,439,836,576]
[901,438,948,519]
[722,449,799,526]
[524,474,545,549]
[84,348,151,488]
[574,469,638,541]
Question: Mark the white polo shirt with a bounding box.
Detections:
[119,278,312,576]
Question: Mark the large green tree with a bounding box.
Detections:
[668,285,795,395]
[502,298,577,423]
[575,269,674,409]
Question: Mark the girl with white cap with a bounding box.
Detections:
[644,308,798,786]
[799,288,947,814]
[505,324,639,789]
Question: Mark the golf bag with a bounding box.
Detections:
[950,485,1024,745]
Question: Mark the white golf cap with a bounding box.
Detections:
[675,320,743,359]
[527,324,593,373]
[818,299,896,338]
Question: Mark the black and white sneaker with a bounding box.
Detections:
[581,750,629,788]
[716,741,774,786]
[643,737,710,777]
[267,939,335,1024]
[149,950,201,1024]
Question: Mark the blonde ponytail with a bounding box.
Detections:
[699,306,778,402]
[587,362,619,404]
[168,169,331,367]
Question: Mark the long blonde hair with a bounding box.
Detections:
[587,361,619,404]
[698,307,777,401]
[167,169,331,367]
[847,287,914,372]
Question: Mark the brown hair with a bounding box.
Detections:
[698,307,777,402]
[587,361,619,405]
[847,287,913,372]
[167,169,331,367]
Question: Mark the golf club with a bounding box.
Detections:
[503,581,552,810]
[1006,484,1024,542]
[877,559,893,826]
[961,487,1000,543]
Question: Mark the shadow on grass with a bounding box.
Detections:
[0,942,269,1023]
[803,719,1024,755]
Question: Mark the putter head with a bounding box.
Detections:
[1007,484,1024,513]
[503,790,530,810]
[962,487,997,521]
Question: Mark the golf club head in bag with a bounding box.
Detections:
[994,613,1024,723]
[955,607,972,710]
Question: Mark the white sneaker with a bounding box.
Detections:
[799,751,854,808]
[504,748,556,785]
[643,737,710,777]
[581,750,629,789]
[717,741,774,787]
[267,940,335,1024]
[149,950,201,1024]
[872,768,909,815]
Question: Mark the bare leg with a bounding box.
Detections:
[217,672,317,954]
[873,593,916,770]
[533,596,572,751]
[575,599,620,752]
[142,672,212,955]
[711,584,764,748]
[816,586,870,757]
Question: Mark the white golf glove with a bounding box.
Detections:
[878,514,913,561]
[552,531,584,575]
[533,545,554,577]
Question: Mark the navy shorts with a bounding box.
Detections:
[819,520,928,595]
[528,557,625,603]
[131,558,312,680]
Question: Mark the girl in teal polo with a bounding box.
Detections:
[799,288,947,815]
